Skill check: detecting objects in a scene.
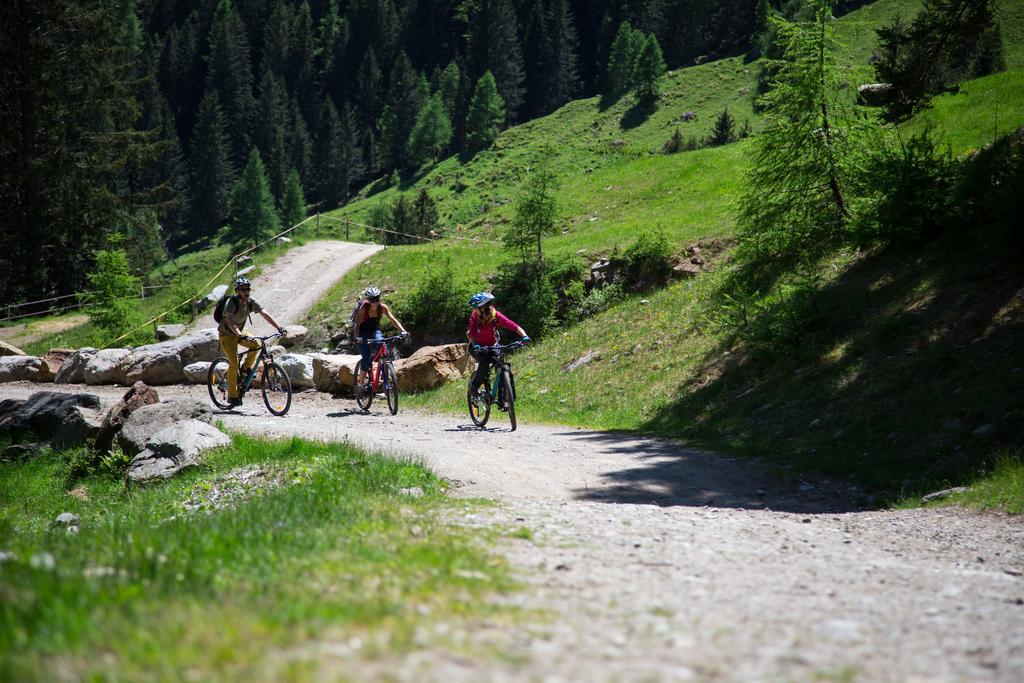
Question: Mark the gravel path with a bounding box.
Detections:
[3,383,1022,681]
[187,240,382,333]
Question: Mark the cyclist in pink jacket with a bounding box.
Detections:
[467,292,529,397]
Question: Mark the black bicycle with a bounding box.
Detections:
[353,335,404,415]
[467,340,526,431]
[207,332,292,416]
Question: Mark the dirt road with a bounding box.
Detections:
[2,382,1022,682]
[188,240,382,333]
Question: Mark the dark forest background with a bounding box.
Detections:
[1,0,876,304]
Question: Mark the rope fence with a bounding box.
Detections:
[2,285,172,323]
[318,214,503,246]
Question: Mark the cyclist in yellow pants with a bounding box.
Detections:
[218,277,286,407]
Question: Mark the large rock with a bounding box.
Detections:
[279,325,308,348]
[312,353,361,394]
[393,344,474,391]
[117,399,213,456]
[55,347,97,384]
[0,398,25,429]
[183,362,211,384]
[0,340,26,356]
[84,349,131,385]
[277,353,314,389]
[0,356,44,383]
[95,381,160,453]
[126,420,230,484]
[113,329,221,386]
[196,285,229,313]
[155,324,186,341]
[34,349,73,383]
[116,343,184,385]
[53,405,104,448]
[2,391,102,444]
[858,82,893,107]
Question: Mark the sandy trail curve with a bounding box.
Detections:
[2,383,1022,682]
[188,240,382,333]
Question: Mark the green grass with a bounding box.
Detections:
[0,434,514,681]
[944,450,1024,513]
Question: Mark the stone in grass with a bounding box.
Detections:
[117,399,213,456]
[126,420,230,484]
[972,424,995,439]
[53,512,80,529]
[921,486,970,503]
[399,487,425,498]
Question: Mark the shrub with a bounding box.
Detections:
[492,255,581,338]
[618,230,674,292]
[662,127,684,154]
[572,283,626,321]
[400,258,476,338]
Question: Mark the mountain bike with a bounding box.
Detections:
[353,335,404,415]
[207,332,292,416]
[467,340,526,431]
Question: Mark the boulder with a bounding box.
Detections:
[117,399,213,456]
[312,353,361,394]
[277,353,314,389]
[155,324,186,341]
[84,349,131,385]
[95,382,160,453]
[672,261,702,278]
[275,236,292,245]
[126,420,230,484]
[116,343,183,385]
[3,391,102,443]
[2,442,42,462]
[0,340,26,356]
[53,405,104,448]
[37,349,73,382]
[55,347,97,383]
[0,398,25,429]
[393,344,474,391]
[279,325,308,348]
[857,82,893,107]
[235,265,255,277]
[196,284,228,313]
[173,328,222,365]
[0,356,43,383]
[183,362,211,384]
[236,255,253,268]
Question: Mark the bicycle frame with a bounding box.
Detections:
[360,336,402,391]
[236,334,280,395]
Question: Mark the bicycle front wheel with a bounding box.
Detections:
[467,381,490,427]
[207,357,232,409]
[502,370,517,432]
[355,361,374,411]
[384,361,399,415]
[261,361,293,416]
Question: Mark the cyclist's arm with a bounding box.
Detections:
[259,310,284,331]
[380,303,408,335]
[494,311,526,339]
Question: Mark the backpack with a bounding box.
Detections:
[348,299,366,340]
[213,294,238,324]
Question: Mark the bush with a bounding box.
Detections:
[618,230,674,292]
[571,283,626,321]
[400,258,476,338]
[492,255,582,338]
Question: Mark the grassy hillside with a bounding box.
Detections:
[314,0,1024,505]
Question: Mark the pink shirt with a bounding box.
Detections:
[468,309,519,346]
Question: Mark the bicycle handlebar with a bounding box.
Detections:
[476,339,528,352]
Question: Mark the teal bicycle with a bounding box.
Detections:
[467,340,526,431]
[207,332,292,416]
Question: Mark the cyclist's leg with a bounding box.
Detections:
[470,352,491,394]
[219,333,241,399]
[238,336,260,379]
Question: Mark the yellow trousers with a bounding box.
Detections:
[219,333,260,399]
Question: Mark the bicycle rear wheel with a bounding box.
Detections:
[207,357,232,409]
[467,380,490,427]
[261,361,292,416]
[384,361,399,415]
[501,370,517,431]
[355,361,374,411]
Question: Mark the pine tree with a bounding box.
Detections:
[437,61,461,117]
[379,52,427,170]
[606,21,643,93]
[287,97,313,189]
[412,188,439,238]
[205,0,256,169]
[505,164,558,263]
[227,148,280,249]
[356,48,384,131]
[737,0,869,278]
[408,93,453,167]
[337,103,365,202]
[709,107,736,145]
[466,0,525,122]
[189,90,235,240]
[314,99,345,206]
[261,2,293,79]
[633,34,666,100]
[546,0,580,111]
[466,71,505,151]
[290,1,319,120]
[86,239,141,338]
[255,71,290,198]
[279,169,307,228]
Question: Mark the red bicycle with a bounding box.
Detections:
[353,335,404,414]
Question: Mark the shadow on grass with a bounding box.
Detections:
[639,232,1023,501]
[620,96,658,130]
